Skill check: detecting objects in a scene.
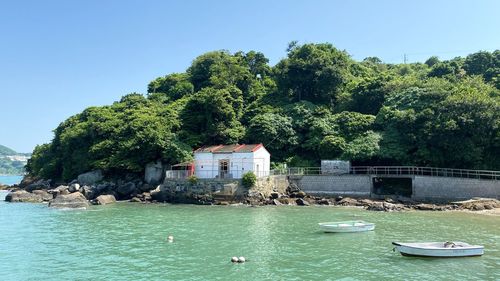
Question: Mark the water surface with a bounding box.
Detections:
[0,175,23,185]
[0,191,498,280]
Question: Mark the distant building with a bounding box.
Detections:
[193,144,270,179]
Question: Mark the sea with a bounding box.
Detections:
[0,175,23,185]
[0,192,498,281]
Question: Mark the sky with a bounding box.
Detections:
[0,0,499,153]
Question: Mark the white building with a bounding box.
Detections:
[194,144,270,179]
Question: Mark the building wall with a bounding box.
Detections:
[194,149,270,179]
[413,176,500,201]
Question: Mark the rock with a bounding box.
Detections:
[32,190,53,201]
[48,192,89,209]
[366,202,385,211]
[287,182,300,194]
[130,197,142,203]
[95,194,116,205]
[68,183,80,193]
[337,197,360,206]
[82,185,98,200]
[48,185,69,197]
[271,199,282,205]
[296,198,310,206]
[77,170,103,186]
[144,160,165,185]
[25,179,51,192]
[317,198,330,205]
[139,183,153,192]
[291,191,306,198]
[231,257,238,263]
[5,190,44,203]
[116,182,136,197]
[414,203,441,211]
[270,192,279,199]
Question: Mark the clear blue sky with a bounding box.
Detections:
[1,0,499,153]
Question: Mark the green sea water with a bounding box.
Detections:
[1,191,499,281]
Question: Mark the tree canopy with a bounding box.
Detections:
[26,43,500,181]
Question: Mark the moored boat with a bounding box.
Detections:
[392,241,484,257]
[318,220,375,233]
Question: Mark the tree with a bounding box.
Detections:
[179,87,245,147]
[275,43,352,106]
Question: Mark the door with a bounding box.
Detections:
[219,159,229,178]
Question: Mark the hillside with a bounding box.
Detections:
[25,43,500,181]
[0,144,17,156]
[0,144,30,175]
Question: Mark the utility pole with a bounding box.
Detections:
[403,54,407,64]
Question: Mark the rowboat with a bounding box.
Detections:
[318,220,375,233]
[392,241,484,257]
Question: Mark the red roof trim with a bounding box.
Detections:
[233,144,246,152]
[210,144,224,153]
[251,143,264,152]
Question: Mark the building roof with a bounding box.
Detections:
[194,143,266,154]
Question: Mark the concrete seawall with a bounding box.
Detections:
[413,176,499,201]
[291,174,499,201]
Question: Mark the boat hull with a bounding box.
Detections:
[392,242,484,257]
[319,221,375,233]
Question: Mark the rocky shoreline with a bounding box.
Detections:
[3,174,499,214]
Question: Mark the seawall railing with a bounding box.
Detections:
[272,166,500,181]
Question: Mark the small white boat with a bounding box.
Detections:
[392,241,484,257]
[318,220,375,233]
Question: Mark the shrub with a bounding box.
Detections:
[242,172,257,188]
[187,175,198,185]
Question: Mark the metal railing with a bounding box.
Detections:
[274,166,500,180]
[165,166,499,180]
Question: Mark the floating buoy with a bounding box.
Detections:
[167,235,174,242]
[231,256,238,263]
[237,256,246,263]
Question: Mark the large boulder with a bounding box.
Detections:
[5,190,44,203]
[82,185,98,200]
[116,182,136,197]
[144,161,165,185]
[25,179,51,192]
[48,192,89,209]
[32,190,53,201]
[68,183,80,193]
[77,170,103,186]
[95,194,116,205]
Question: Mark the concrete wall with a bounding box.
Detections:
[291,175,371,197]
[413,176,500,201]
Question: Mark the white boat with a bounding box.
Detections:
[318,220,375,233]
[392,241,484,257]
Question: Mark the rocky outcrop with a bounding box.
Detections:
[32,190,53,201]
[116,182,136,198]
[144,161,165,185]
[48,192,89,209]
[25,179,51,192]
[94,194,116,205]
[5,190,44,203]
[77,170,103,186]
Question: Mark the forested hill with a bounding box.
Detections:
[27,43,500,181]
[0,145,30,175]
[0,145,17,156]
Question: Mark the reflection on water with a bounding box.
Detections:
[0,195,499,280]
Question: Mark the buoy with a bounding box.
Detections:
[231,256,238,263]
[237,256,246,263]
[167,235,174,242]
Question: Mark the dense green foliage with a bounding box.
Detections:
[27,44,500,181]
[242,172,257,188]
